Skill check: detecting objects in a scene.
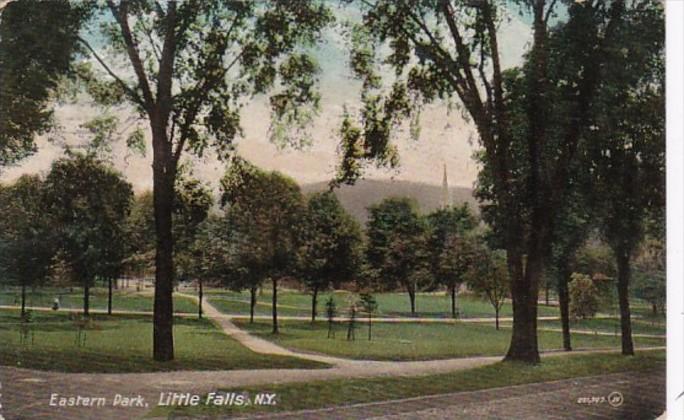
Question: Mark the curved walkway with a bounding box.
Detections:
[0,294,666,420]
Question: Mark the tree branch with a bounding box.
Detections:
[544,0,558,24]
[138,17,162,64]
[77,36,146,109]
[107,0,155,109]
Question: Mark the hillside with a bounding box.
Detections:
[301,179,478,224]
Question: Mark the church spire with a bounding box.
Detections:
[441,163,451,208]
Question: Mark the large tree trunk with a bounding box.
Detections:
[21,283,26,316]
[557,264,572,351]
[108,277,113,315]
[249,286,257,324]
[450,284,457,319]
[272,278,279,334]
[505,250,541,363]
[198,278,203,320]
[616,252,635,355]
[311,286,319,322]
[151,128,176,362]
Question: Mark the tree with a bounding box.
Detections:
[549,191,592,351]
[192,213,262,323]
[123,192,156,284]
[633,238,665,317]
[583,2,664,355]
[0,1,88,169]
[426,205,477,318]
[0,176,54,315]
[221,158,305,334]
[365,197,428,316]
[43,153,133,317]
[298,192,362,322]
[8,0,333,361]
[325,296,337,338]
[466,247,509,330]
[568,273,599,320]
[347,302,358,341]
[358,292,378,341]
[336,0,634,363]
[171,169,213,317]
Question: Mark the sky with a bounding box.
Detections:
[0,4,533,192]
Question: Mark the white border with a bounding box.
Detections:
[667,1,684,419]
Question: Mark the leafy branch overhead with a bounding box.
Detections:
[72,1,333,162]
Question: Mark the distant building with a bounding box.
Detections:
[441,164,452,208]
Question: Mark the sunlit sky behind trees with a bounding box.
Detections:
[0,3,535,192]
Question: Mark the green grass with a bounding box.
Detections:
[233,319,665,361]
[0,309,327,373]
[155,350,665,418]
[537,317,665,336]
[207,289,560,319]
[0,287,197,313]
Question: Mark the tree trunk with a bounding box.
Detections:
[108,277,113,315]
[505,250,541,363]
[408,285,416,316]
[21,283,26,316]
[495,306,500,330]
[368,312,372,341]
[198,278,203,320]
[272,278,279,334]
[84,280,90,318]
[652,303,657,316]
[545,282,549,306]
[311,286,318,322]
[557,265,572,351]
[250,286,257,324]
[616,252,635,355]
[450,284,457,319]
[151,126,176,362]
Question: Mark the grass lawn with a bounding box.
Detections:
[155,350,664,418]
[537,317,665,336]
[207,289,560,319]
[0,309,326,373]
[0,287,197,313]
[233,320,665,361]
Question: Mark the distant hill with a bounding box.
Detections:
[301,179,478,225]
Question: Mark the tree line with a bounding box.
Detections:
[0,151,511,333]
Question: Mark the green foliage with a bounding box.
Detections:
[465,246,509,328]
[220,157,305,282]
[365,197,428,290]
[632,238,665,315]
[358,293,378,315]
[0,176,54,291]
[325,296,337,338]
[123,192,156,276]
[583,2,664,261]
[298,191,363,294]
[425,205,477,291]
[0,1,89,168]
[124,172,213,281]
[71,0,334,160]
[173,168,213,281]
[43,153,133,286]
[568,273,600,320]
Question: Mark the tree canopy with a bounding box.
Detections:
[43,153,133,316]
